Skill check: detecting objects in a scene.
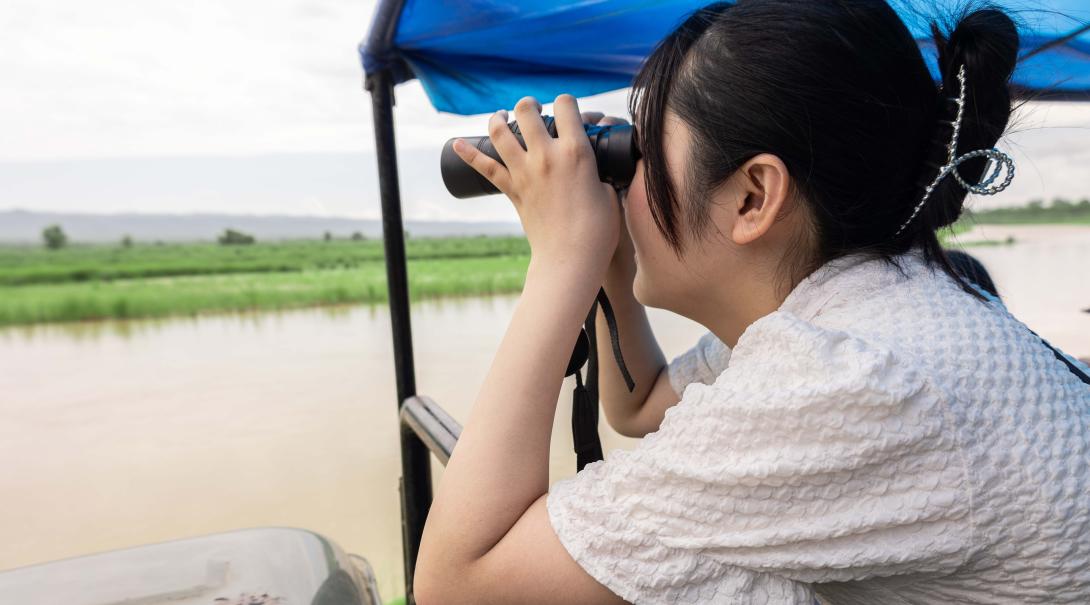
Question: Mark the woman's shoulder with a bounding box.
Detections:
[674,308,938,425]
[779,249,972,323]
[786,250,1082,395]
[771,250,1020,374]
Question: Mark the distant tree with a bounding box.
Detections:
[218,228,256,245]
[121,234,134,248]
[350,231,366,241]
[42,224,68,250]
[323,231,333,242]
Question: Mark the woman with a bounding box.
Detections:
[414,1,1090,603]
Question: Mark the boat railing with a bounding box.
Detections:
[399,396,462,466]
[396,394,461,603]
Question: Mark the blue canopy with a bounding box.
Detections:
[360,0,1090,115]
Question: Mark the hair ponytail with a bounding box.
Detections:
[918,7,1019,231]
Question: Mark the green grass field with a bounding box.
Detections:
[0,237,530,286]
[2,207,1082,328]
[0,238,530,326]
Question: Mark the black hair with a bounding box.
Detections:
[628,0,1020,299]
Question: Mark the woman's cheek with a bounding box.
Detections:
[625,194,655,304]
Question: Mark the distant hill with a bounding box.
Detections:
[0,210,524,244]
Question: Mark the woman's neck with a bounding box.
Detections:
[691,269,791,349]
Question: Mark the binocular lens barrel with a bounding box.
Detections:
[441,115,641,199]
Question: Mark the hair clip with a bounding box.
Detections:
[895,64,1015,236]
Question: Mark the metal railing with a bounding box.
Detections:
[396,396,462,605]
[400,396,462,466]
[364,6,465,600]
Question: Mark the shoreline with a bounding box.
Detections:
[0,259,530,328]
[0,238,532,327]
[951,223,1090,246]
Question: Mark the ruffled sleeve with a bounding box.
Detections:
[547,312,973,605]
[666,331,731,396]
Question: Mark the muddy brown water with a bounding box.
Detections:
[2,225,1087,600]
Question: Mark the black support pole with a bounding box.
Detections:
[366,67,432,605]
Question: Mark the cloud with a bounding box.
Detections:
[1,0,374,160]
[0,0,1086,219]
[0,0,629,162]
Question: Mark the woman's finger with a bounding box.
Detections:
[580,111,605,124]
[487,109,525,169]
[512,96,550,151]
[596,115,629,126]
[553,94,591,148]
[452,137,514,197]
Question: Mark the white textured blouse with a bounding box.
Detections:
[546,249,1090,604]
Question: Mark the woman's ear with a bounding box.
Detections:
[729,153,791,246]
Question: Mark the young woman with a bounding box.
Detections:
[414,1,1090,603]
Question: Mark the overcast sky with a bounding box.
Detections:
[2,0,1087,222]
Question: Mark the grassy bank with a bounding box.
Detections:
[0,256,530,326]
[0,238,530,326]
[963,198,1090,225]
[0,237,529,286]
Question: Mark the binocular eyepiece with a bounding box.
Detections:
[441,115,641,199]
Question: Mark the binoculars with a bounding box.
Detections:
[441,115,641,198]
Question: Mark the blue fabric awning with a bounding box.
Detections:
[360,0,1090,115]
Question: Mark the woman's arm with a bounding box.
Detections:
[595,225,679,438]
[415,259,629,604]
[413,95,632,604]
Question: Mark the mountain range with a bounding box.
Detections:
[0,210,524,244]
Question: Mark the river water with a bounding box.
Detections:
[1,225,1088,600]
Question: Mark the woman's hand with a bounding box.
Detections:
[577,112,636,279]
[452,94,622,281]
[577,111,638,297]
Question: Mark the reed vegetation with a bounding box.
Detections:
[0,238,529,326]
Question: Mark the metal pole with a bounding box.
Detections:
[366,67,432,604]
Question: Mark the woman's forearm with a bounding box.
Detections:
[417,256,603,577]
[595,253,667,436]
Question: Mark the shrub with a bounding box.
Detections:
[218,229,256,245]
[42,225,68,250]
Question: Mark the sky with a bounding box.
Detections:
[1,0,1088,222]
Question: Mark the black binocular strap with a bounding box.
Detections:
[571,288,635,472]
